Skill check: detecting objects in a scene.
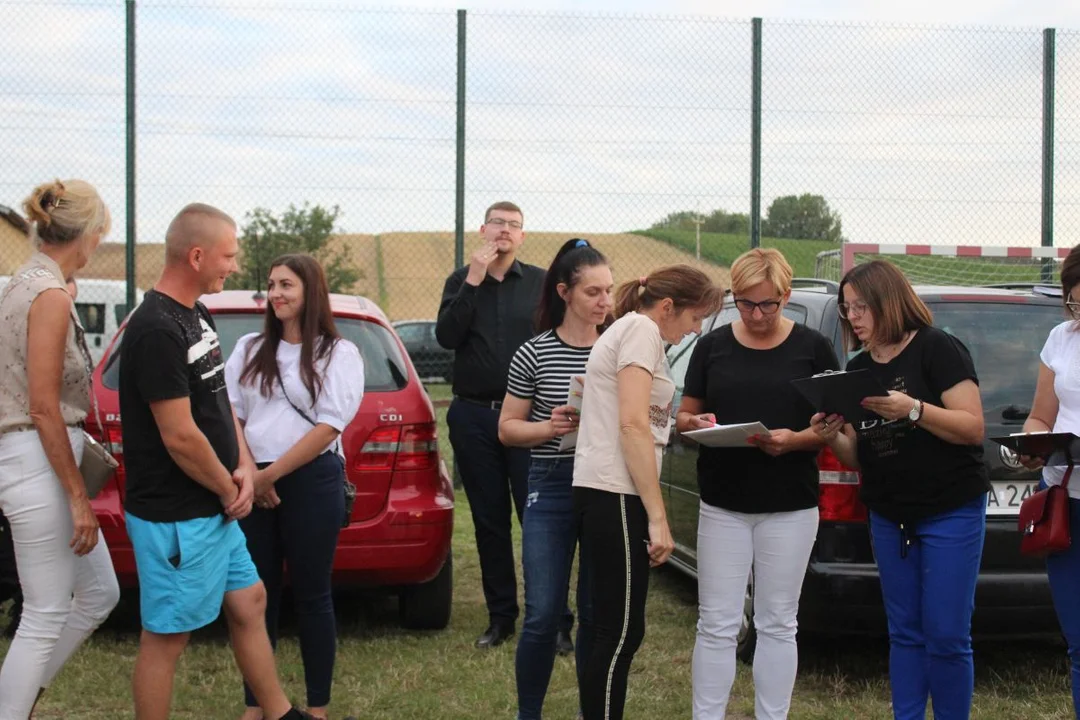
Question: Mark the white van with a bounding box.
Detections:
[0,276,144,366]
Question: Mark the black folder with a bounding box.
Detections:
[790,369,890,424]
[990,432,1080,465]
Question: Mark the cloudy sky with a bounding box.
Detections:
[1,0,1078,251]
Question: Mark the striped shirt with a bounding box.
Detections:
[506,329,594,458]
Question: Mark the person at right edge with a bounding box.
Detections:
[1018,244,1080,719]
[812,260,989,720]
[574,265,722,720]
[120,203,316,720]
[678,248,839,719]
[436,201,572,651]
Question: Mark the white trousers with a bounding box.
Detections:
[692,502,818,720]
[0,428,119,720]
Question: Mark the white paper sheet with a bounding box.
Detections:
[680,421,771,448]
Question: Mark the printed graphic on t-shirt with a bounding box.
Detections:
[188,317,227,392]
[856,375,912,459]
[649,400,673,431]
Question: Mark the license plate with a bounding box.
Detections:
[986,481,1037,516]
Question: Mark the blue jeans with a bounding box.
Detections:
[516,457,592,720]
[1045,493,1080,718]
[240,452,345,708]
[869,495,986,720]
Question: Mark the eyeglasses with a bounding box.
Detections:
[486,217,523,230]
[1067,300,1080,319]
[733,298,782,315]
[837,300,870,319]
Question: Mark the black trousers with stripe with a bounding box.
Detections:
[574,486,651,720]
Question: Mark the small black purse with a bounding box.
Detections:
[276,374,355,529]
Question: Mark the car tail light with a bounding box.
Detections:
[355,426,401,471]
[395,423,439,471]
[106,425,125,485]
[817,446,866,522]
[106,426,124,456]
[354,423,439,473]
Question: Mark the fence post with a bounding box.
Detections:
[1042,27,1056,282]
[750,17,763,250]
[454,9,467,269]
[125,0,136,310]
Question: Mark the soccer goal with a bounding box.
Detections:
[814,243,1070,287]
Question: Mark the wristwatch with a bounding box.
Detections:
[908,400,924,424]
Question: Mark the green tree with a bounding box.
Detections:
[762,194,843,242]
[651,208,749,235]
[704,208,749,235]
[226,203,363,293]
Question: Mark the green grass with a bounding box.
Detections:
[854,253,1059,286]
[3,387,1074,718]
[636,228,837,278]
[639,229,1062,287]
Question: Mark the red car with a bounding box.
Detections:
[86,290,455,630]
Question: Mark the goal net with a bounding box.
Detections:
[814,244,1069,287]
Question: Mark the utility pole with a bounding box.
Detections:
[691,215,706,260]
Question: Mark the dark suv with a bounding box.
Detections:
[661,279,1064,660]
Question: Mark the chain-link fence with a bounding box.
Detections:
[2,3,1080,369]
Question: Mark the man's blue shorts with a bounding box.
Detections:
[126,512,261,634]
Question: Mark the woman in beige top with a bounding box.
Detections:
[572,264,722,720]
[0,180,120,719]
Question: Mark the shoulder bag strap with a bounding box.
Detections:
[276,370,342,456]
[73,308,113,456]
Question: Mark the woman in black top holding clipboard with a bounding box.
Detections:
[675,249,838,719]
[813,260,989,720]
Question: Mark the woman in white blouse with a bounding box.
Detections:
[225,254,364,720]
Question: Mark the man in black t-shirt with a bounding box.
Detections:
[120,204,315,720]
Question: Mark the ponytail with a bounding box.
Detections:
[535,238,608,332]
[613,264,723,319]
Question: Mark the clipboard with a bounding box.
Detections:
[681,421,771,448]
[991,432,1080,465]
[790,369,889,424]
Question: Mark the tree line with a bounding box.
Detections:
[652,194,843,243]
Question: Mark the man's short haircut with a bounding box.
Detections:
[165,203,236,264]
[484,201,523,224]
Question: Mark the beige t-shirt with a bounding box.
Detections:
[573,312,675,496]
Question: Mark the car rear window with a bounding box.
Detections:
[929,301,1064,413]
[101,313,409,392]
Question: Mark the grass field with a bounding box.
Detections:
[1,383,1074,718]
[636,228,837,278]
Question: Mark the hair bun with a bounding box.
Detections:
[25,180,66,227]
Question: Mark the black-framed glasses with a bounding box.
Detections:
[733,297,782,315]
[486,217,523,230]
[1067,300,1080,319]
[837,300,870,319]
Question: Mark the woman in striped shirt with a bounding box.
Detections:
[499,238,613,720]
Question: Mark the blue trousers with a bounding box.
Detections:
[1046,494,1080,719]
[240,452,344,708]
[869,495,986,720]
[515,457,592,720]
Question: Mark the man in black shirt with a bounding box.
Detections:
[120,204,316,720]
[436,201,545,648]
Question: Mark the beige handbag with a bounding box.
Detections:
[74,317,118,498]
